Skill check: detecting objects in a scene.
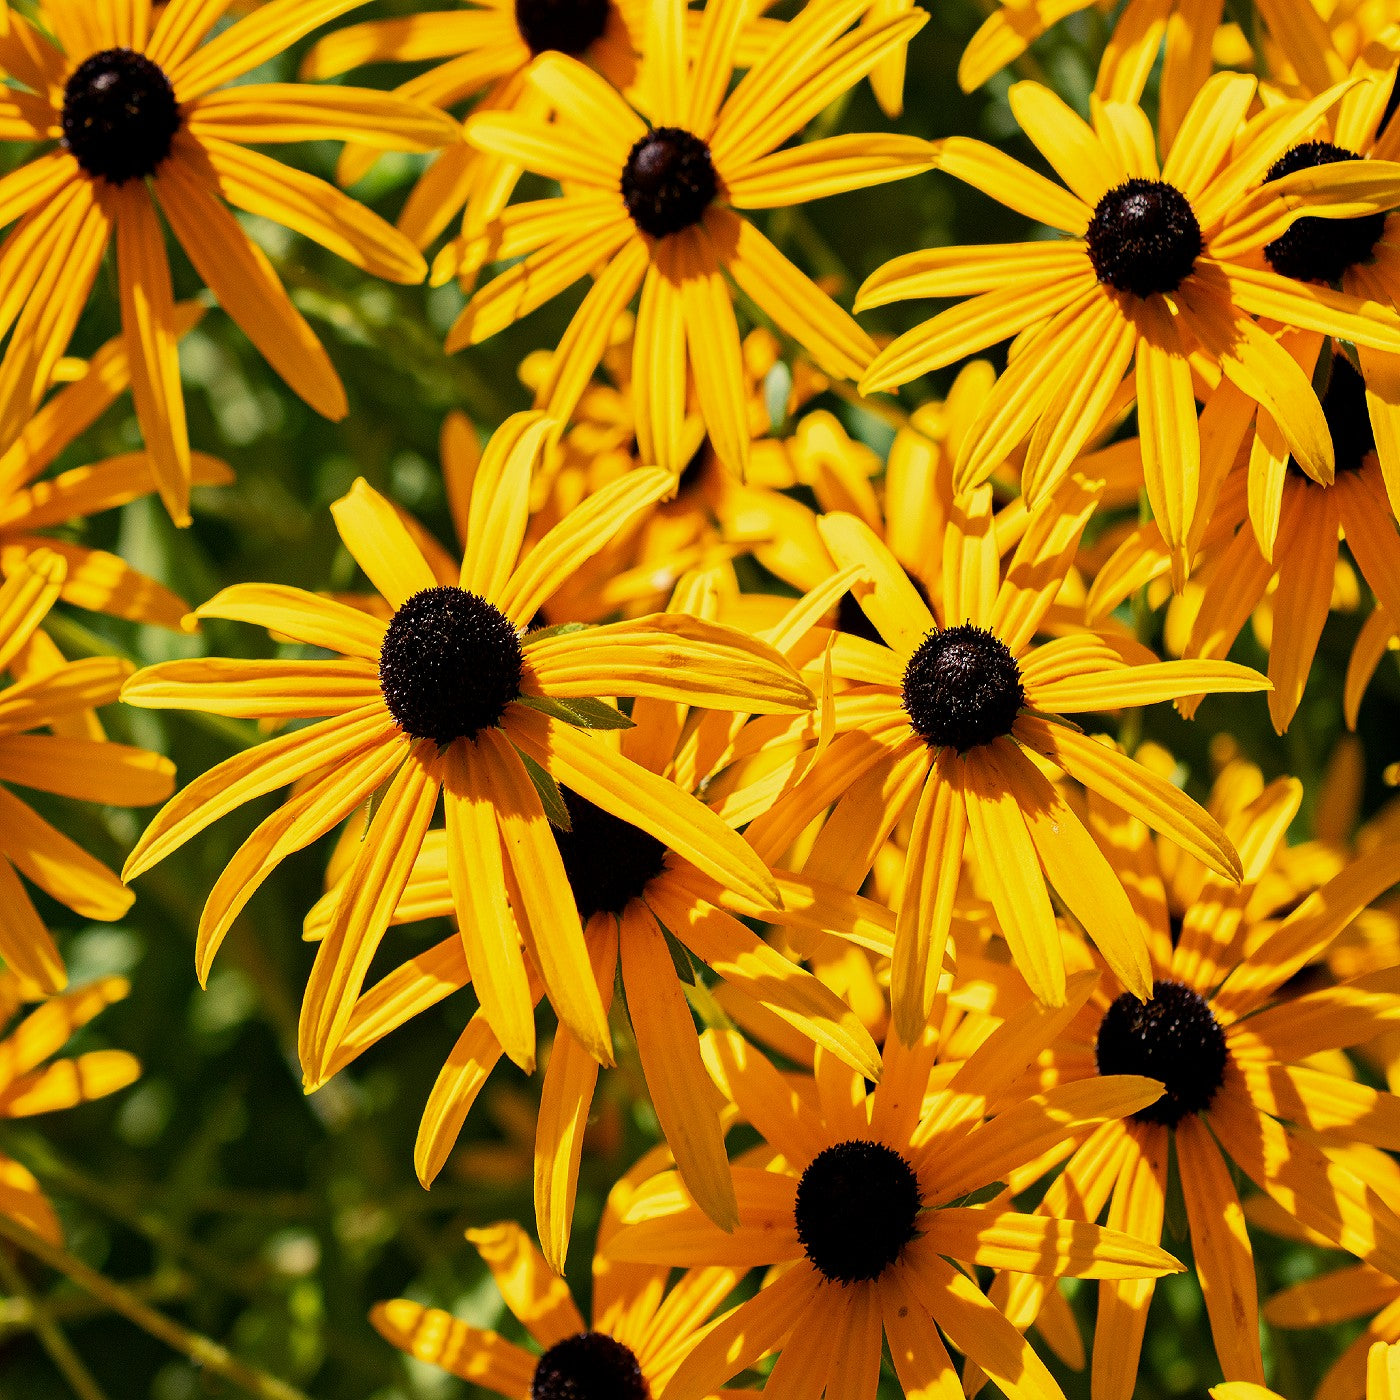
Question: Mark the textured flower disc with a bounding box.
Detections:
[531,1332,650,1400]
[1094,980,1228,1126]
[1264,142,1386,285]
[515,0,611,56]
[554,788,668,922]
[378,586,524,744]
[621,127,718,239]
[62,48,182,184]
[794,1139,923,1283]
[902,623,1025,751]
[1086,178,1203,298]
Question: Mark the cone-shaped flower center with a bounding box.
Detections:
[554,788,668,921]
[378,586,523,744]
[515,0,610,56]
[531,1332,650,1400]
[1086,178,1202,298]
[1264,142,1385,284]
[794,1140,922,1283]
[1095,980,1228,1126]
[61,48,181,184]
[621,128,718,238]
[1289,354,1376,481]
[902,623,1025,752]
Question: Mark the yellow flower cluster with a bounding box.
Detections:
[1,0,1400,1395]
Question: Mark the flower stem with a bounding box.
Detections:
[0,1246,109,1400]
[0,1212,310,1400]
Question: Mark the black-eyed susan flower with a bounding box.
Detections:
[1262,1155,1400,1400]
[741,476,1268,1034]
[0,970,139,1241]
[299,0,651,252]
[858,74,1400,583]
[0,305,231,629]
[120,412,813,1094]
[305,566,891,1267]
[0,0,458,523]
[448,0,931,476]
[977,779,1400,1394]
[373,1150,743,1398]
[1183,349,1400,733]
[0,550,173,996]
[1087,343,1400,734]
[605,1007,1182,1400]
[959,0,1350,147]
[1213,1339,1400,1400]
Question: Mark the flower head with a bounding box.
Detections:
[373,1150,744,1400]
[449,0,931,477]
[605,1006,1182,1400]
[973,770,1400,1390]
[858,75,1400,582]
[741,473,1269,1033]
[121,412,814,1096]
[0,0,458,522]
[303,563,888,1266]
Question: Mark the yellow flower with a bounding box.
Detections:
[0,550,174,996]
[1214,1340,1400,1400]
[448,0,931,476]
[120,411,814,1093]
[741,473,1268,1032]
[605,1014,1182,1400]
[1263,1157,1400,1400]
[858,74,1400,583]
[0,305,232,629]
[300,0,656,253]
[304,565,890,1268]
[974,781,1400,1392]
[1184,350,1400,731]
[0,971,139,1242]
[373,1152,745,1400]
[960,0,1352,149]
[0,0,458,523]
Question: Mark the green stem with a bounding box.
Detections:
[0,1212,310,1400]
[0,1246,110,1400]
[0,1270,191,1333]
[0,1133,265,1298]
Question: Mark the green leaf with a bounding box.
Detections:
[523,621,590,644]
[516,694,634,730]
[661,924,699,985]
[515,746,572,831]
[946,1181,1008,1209]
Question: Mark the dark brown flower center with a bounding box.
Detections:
[902,623,1024,751]
[378,586,523,744]
[621,127,717,239]
[1264,142,1385,284]
[1095,980,1228,1126]
[514,0,610,56]
[794,1139,922,1283]
[1289,353,1375,482]
[554,788,668,922]
[1086,178,1202,298]
[531,1333,649,1400]
[61,48,181,184]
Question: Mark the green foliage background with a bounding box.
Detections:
[2,1,1398,1396]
